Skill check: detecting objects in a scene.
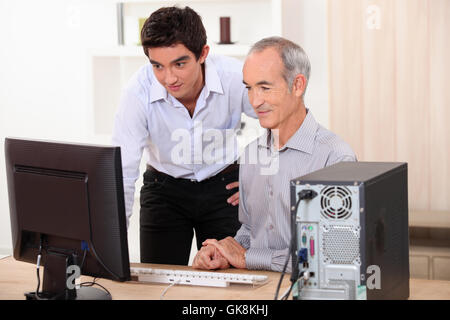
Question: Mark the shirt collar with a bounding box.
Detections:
[203,56,224,95]
[149,71,168,103]
[257,108,318,155]
[149,56,224,104]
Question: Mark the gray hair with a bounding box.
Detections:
[249,36,311,96]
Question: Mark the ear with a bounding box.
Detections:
[198,45,210,64]
[292,74,307,98]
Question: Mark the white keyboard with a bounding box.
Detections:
[130,267,269,288]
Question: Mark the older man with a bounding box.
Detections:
[192,37,356,272]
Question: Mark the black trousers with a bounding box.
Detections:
[139,166,241,265]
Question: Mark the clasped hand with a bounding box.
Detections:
[192,237,246,270]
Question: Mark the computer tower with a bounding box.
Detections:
[290,162,409,300]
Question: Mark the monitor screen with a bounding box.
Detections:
[5,138,130,300]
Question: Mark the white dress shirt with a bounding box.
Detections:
[112,54,256,221]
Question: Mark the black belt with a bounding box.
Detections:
[218,161,239,175]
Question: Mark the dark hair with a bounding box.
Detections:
[140,6,207,60]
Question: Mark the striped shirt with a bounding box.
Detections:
[235,109,356,272]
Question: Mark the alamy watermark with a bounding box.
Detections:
[170,121,280,175]
[366,264,381,290]
[66,265,81,290]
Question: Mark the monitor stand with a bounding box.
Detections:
[24,250,112,300]
[25,286,111,300]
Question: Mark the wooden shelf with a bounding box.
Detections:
[411,245,450,256]
[409,210,450,229]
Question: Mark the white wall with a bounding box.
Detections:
[0,0,330,262]
[0,0,9,255]
[297,0,329,129]
[0,0,117,255]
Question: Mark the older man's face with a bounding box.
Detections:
[243,48,299,130]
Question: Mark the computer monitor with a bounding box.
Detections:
[5,138,131,300]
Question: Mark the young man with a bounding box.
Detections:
[112,6,256,265]
[192,37,356,272]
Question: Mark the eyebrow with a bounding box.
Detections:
[242,80,274,86]
[149,55,191,65]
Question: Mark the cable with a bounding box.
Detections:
[76,257,113,299]
[282,278,297,300]
[281,274,304,300]
[35,262,42,300]
[279,285,292,301]
[80,249,87,271]
[33,242,103,300]
[80,278,112,298]
[34,235,44,300]
[273,241,293,300]
[274,189,317,300]
[160,281,180,300]
[291,190,317,282]
[274,194,304,300]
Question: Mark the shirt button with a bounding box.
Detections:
[269,224,274,230]
[270,191,274,196]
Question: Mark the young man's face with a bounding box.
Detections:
[243,48,299,130]
[147,43,208,102]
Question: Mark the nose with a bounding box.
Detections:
[248,89,264,109]
[164,68,177,85]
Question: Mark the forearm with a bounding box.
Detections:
[234,226,251,250]
[123,179,137,226]
[111,88,148,225]
[111,131,142,226]
[233,220,292,272]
